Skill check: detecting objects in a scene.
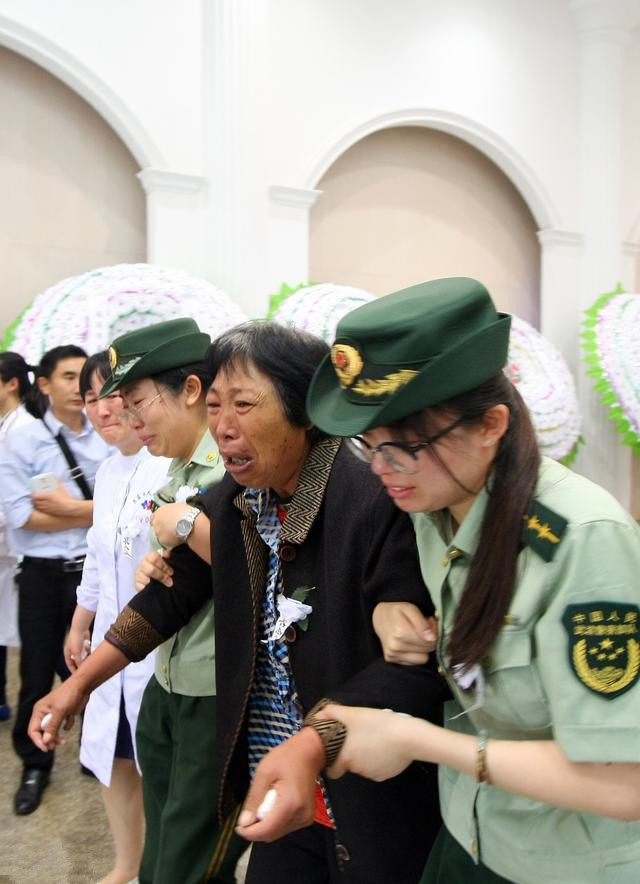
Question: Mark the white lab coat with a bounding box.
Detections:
[78,447,170,786]
[0,405,35,646]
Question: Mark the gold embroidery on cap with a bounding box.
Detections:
[352,369,418,398]
[331,344,364,389]
[108,347,118,371]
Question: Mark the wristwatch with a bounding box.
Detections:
[175,506,201,542]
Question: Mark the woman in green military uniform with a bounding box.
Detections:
[99,319,244,884]
[302,277,640,884]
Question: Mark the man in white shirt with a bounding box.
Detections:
[0,345,110,815]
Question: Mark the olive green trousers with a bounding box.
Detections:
[136,677,245,884]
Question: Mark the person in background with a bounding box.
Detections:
[303,277,640,884]
[0,344,110,815]
[66,351,169,884]
[0,352,36,722]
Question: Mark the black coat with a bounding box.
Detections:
[115,439,449,883]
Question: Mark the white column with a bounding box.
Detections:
[137,168,207,273]
[201,0,270,319]
[569,0,637,507]
[537,228,583,376]
[266,186,323,299]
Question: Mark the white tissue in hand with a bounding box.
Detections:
[256,788,278,820]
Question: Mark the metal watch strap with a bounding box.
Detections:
[176,505,200,539]
[302,698,347,768]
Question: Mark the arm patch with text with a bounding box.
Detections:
[562,603,640,698]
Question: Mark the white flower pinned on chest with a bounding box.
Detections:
[175,484,200,504]
[449,663,486,720]
[271,586,315,641]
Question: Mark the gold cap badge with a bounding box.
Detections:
[331,344,363,389]
[108,346,118,371]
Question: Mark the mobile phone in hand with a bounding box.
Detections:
[31,472,58,493]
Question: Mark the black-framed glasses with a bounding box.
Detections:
[347,416,466,474]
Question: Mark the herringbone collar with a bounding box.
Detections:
[233,436,342,544]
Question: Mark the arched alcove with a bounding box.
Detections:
[0,45,146,337]
[309,126,540,324]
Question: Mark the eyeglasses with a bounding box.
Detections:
[124,390,164,422]
[347,416,466,474]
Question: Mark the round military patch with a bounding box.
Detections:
[562,602,640,699]
[331,343,363,389]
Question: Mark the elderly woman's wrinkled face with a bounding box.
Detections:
[206,362,311,497]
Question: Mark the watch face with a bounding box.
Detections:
[176,518,190,538]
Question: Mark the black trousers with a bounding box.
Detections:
[246,825,346,884]
[12,558,80,770]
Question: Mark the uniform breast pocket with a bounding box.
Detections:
[483,629,552,732]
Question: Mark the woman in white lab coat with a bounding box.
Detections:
[65,351,169,884]
[0,352,36,720]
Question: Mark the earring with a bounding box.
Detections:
[484,438,494,446]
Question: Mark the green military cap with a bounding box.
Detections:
[306,277,511,436]
[100,317,210,397]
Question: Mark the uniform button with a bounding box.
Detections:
[442,555,449,567]
[470,839,478,856]
[437,665,444,675]
[284,625,297,643]
[335,842,350,864]
[163,678,169,687]
[279,544,296,562]
[161,664,168,673]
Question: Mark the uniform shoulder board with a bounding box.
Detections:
[521,499,567,562]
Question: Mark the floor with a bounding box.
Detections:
[0,648,249,884]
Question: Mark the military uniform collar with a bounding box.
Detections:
[167,428,220,476]
[431,457,568,563]
[425,482,490,562]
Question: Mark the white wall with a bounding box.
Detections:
[266,0,580,228]
[0,0,204,171]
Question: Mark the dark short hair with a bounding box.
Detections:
[207,322,330,436]
[37,345,87,380]
[25,344,88,418]
[0,351,34,400]
[80,351,111,399]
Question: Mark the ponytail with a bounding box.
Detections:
[390,374,540,671]
[0,351,36,408]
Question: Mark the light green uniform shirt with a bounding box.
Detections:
[412,457,640,884]
[151,429,223,696]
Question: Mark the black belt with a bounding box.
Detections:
[21,555,86,573]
